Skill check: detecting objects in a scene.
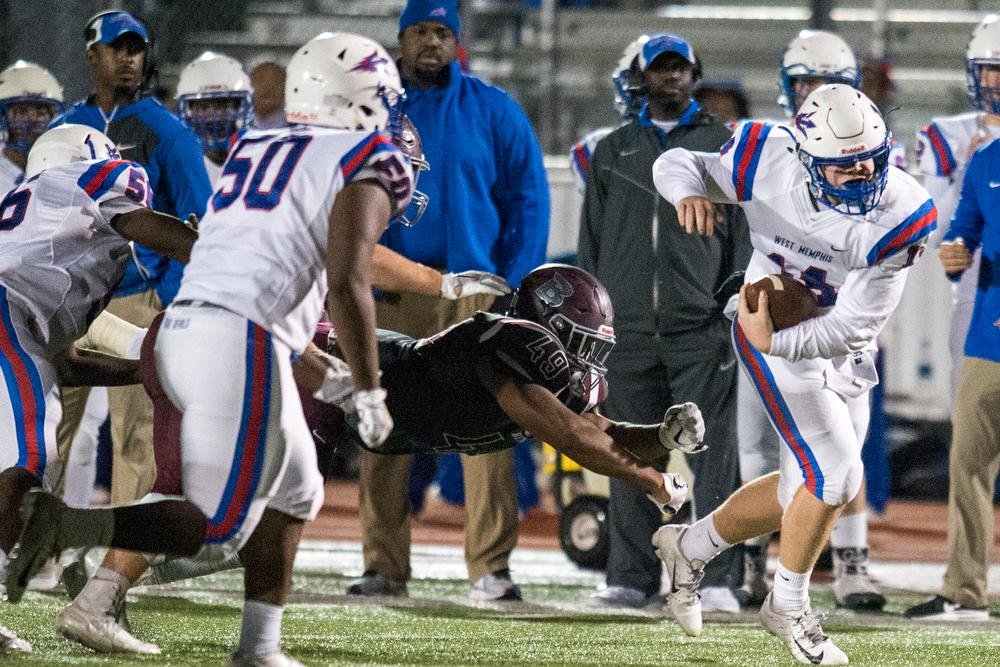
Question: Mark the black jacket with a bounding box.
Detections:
[578,103,750,343]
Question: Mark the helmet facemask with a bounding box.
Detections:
[388,110,429,227]
[177,92,253,152]
[799,139,891,215]
[0,98,63,155]
[966,60,1000,114]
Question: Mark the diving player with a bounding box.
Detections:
[652,85,935,664]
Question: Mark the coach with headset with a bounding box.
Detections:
[578,33,749,610]
[51,10,211,505]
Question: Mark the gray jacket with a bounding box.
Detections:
[578,104,750,344]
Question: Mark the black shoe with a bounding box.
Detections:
[904,595,989,621]
[346,570,408,597]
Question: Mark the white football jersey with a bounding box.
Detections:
[654,120,936,362]
[0,149,23,195]
[203,154,223,186]
[177,125,415,353]
[0,158,150,354]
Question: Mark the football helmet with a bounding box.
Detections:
[175,51,254,152]
[25,124,120,178]
[510,264,616,382]
[392,114,429,227]
[285,32,403,132]
[779,30,859,116]
[966,14,1000,114]
[611,35,649,119]
[0,60,65,155]
[793,84,890,216]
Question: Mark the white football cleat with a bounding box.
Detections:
[652,524,704,637]
[759,592,848,665]
[0,624,31,654]
[228,650,305,666]
[831,548,885,611]
[700,586,740,614]
[56,600,160,654]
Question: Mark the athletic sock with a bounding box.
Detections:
[830,510,867,549]
[238,599,283,657]
[771,562,811,614]
[679,514,731,563]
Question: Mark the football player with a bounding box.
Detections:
[175,51,255,181]
[0,123,196,655]
[914,14,1000,395]
[0,60,65,194]
[5,32,423,666]
[652,85,935,664]
[568,35,648,193]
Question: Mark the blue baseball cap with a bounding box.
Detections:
[639,33,696,71]
[85,11,150,49]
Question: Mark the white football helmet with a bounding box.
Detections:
[25,124,120,178]
[0,60,66,154]
[612,35,649,119]
[793,84,890,216]
[779,30,859,116]
[285,32,403,132]
[966,14,1000,114]
[176,51,254,151]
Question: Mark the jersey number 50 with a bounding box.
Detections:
[212,135,313,212]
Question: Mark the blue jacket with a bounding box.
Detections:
[945,137,1000,363]
[52,97,211,305]
[381,61,549,287]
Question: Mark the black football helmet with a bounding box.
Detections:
[510,264,616,380]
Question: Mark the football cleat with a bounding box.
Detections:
[587,586,657,609]
[759,592,848,665]
[652,524,704,637]
[832,548,885,611]
[5,490,65,603]
[56,600,159,654]
[228,649,305,666]
[469,570,522,602]
[700,586,741,614]
[26,556,62,591]
[903,595,989,622]
[0,624,31,654]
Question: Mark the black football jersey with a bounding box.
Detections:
[338,312,607,455]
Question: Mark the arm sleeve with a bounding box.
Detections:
[340,131,415,217]
[943,150,985,255]
[914,122,957,178]
[769,263,910,361]
[491,97,550,286]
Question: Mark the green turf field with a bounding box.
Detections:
[4,569,999,666]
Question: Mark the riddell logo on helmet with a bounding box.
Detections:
[839,144,868,155]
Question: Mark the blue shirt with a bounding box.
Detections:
[381,61,550,287]
[52,97,212,305]
[945,137,1000,363]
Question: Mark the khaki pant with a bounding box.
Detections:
[942,356,1000,608]
[357,289,518,584]
[57,290,161,503]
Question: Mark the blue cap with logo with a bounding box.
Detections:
[85,11,150,49]
[399,0,461,39]
[639,33,696,71]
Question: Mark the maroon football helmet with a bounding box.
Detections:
[510,264,616,378]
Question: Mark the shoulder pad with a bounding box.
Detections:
[478,317,572,392]
[867,197,937,268]
[339,131,414,215]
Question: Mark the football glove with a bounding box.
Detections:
[440,271,511,300]
[658,402,706,454]
[311,350,355,404]
[647,472,689,518]
[352,388,393,448]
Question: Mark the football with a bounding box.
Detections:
[744,274,819,331]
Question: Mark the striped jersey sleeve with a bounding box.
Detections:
[866,198,938,267]
[718,121,796,202]
[338,131,414,215]
[915,121,957,177]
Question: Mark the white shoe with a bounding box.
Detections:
[27,557,63,591]
[652,524,704,637]
[0,624,31,654]
[758,592,848,665]
[700,586,740,614]
[56,600,160,654]
[469,570,522,602]
[228,649,305,666]
[832,548,885,611]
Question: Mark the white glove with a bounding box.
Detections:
[658,402,706,454]
[647,472,689,517]
[311,351,355,404]
[352,388,393,448]
[440,271,511,300]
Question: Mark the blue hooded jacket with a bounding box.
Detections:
[381,61,549,287]
[52,97,212,305]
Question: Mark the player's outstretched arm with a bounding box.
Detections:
[494,381,673,505]
[372,245,510,300]
[55,346,140,387]
[110,209,198,264]
[585,402,707,460]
